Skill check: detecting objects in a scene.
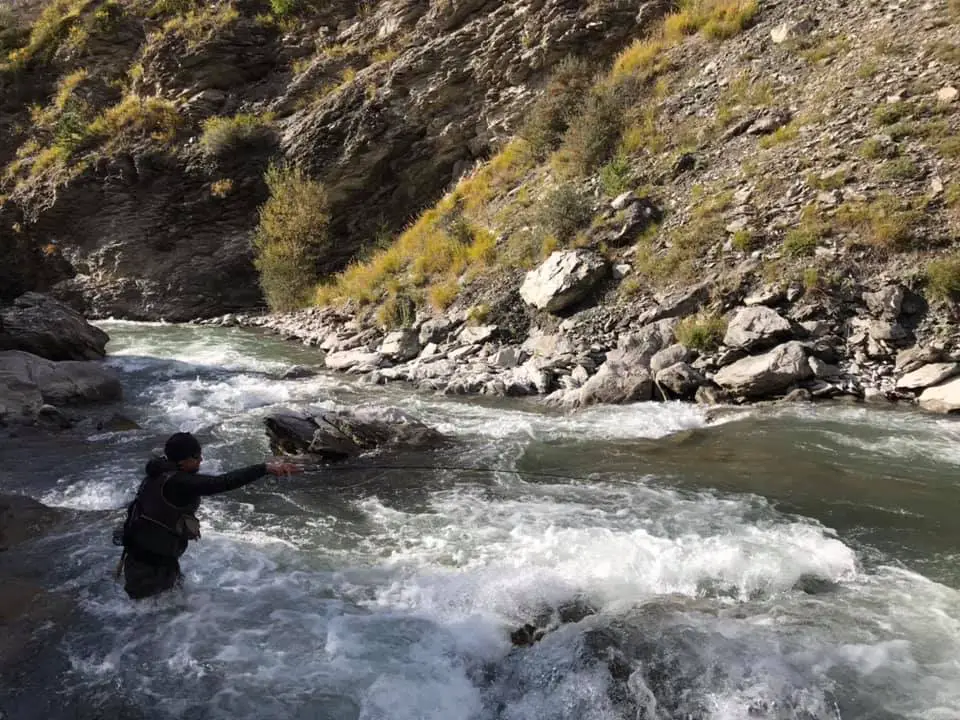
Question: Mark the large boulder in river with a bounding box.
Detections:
[264,406,447,461]
[520,250,609,314]
[713,342,812,399]
[573,349,654,407]
[0,293,109,361]
[0,350,122,425]
[918,377,960,414]
[723,306,792,352]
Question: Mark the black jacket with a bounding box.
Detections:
[121,459,267,562]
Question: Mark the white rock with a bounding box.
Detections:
[325,350,384,373]
[458,325,497,345]
[491,347,522,369]
[611,191,635,211]
[744,285,785,307]
[896,363,960,391]
[937,86,958,104]
[918,376,960,413]
[723,306,793,351]
[770,19,812,44]
[519,250,609,313]
[379,329,421,362]
[448,345,480,361]
[714,342,812,398]
[650,344,692,374]
[571,349,654,407]
[571,365,591,385]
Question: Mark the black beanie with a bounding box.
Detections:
[164,432,202,463]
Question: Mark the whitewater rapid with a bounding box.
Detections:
[3,321,958,720]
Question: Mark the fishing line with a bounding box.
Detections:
[291,461,602,484]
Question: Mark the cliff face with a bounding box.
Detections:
[0,0,667,320]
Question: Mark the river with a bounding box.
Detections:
[1,321,959,720]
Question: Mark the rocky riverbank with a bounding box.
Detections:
[199,244,960,415]
[0,293,123,429]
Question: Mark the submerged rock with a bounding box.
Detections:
[0,494,66,551]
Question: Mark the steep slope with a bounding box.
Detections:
[245,0,960,409]
[316,0,960,321]
[0,0,669,319]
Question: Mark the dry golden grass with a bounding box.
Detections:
[200,113,273,156]
[87,95,182,144]
[5,0,92,69]
[313,0,763,316]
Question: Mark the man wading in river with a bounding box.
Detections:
[114,432,301,600]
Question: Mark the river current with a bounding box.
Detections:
[1,321,959,719]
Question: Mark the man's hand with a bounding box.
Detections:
[266,461,302,477]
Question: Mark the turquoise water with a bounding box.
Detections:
[1,321,958,720]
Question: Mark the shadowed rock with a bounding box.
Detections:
[264,406,447,461]
[0,293,108,361]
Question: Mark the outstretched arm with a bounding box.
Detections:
[165,462,301,504]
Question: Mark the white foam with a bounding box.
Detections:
[352,485,858,620]
[37,321,960,720]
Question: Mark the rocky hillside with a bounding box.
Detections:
[223,0,960,412]
[3,0,960,411]
[0,0,669,319]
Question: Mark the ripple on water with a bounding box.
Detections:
[8,321,958,720]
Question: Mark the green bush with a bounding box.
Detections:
[599,154,633,197]
[556,82,624,177]
[520,56,596,158]
[926,255,960,302]
[783,227,819,257]
[200,113,273,156]
[254,164,331,311]
[270,0,297,16]
[537,183,592,241]
[676,313,727,352]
